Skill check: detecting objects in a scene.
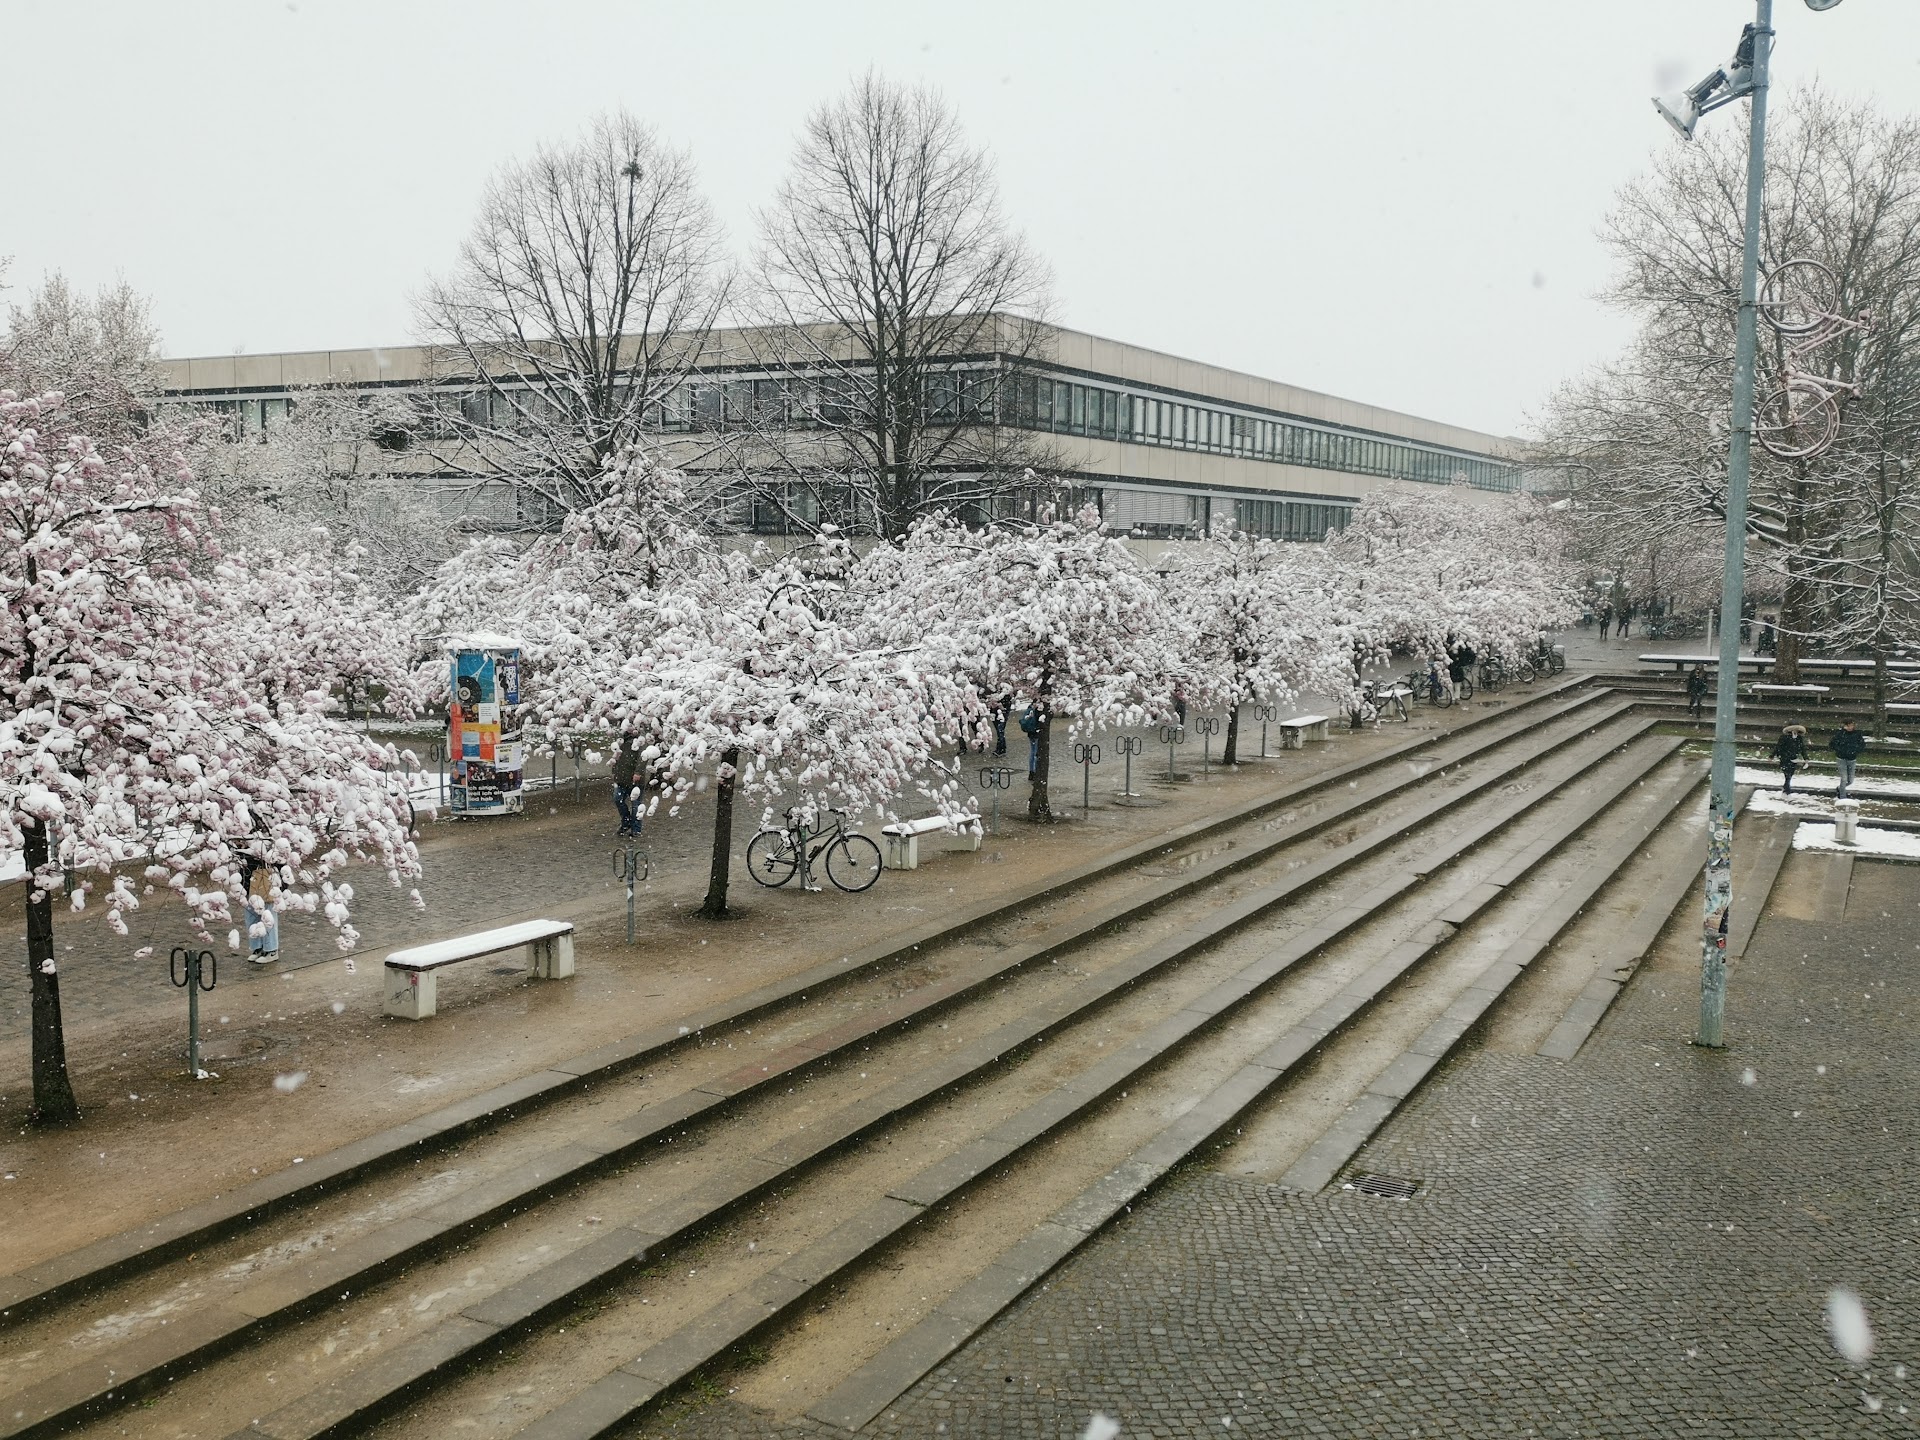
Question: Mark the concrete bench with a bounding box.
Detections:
[1886,702,1920,716]
[1640,653,1771,673]
[1277,714,1330,748]
[881,814,983,870]
[1750,682,1831,703]
[384,918,575,1020]
[1800,658,1920,679]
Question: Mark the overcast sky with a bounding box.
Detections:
[5,1,1916,438]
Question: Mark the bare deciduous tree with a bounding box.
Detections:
[1536,90,1920,683]
[1,271,164,438]
[746,71,1058,541]
[415,110,730,520]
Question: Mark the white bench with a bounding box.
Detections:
[1750,682,1831,703]
[1277,714,1331,749]
[1640,653,1771,673]
[1886,703,1920,715]
[881,815,983,870]
[384,918,575,1020]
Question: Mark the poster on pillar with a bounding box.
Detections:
[447,635,525,816]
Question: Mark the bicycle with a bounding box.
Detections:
[1477,656,1508,693]
[1755,258,1875,461]
[1360,677,1410,723]
[1533,638,1566,676]
[745,808,883,893]
[1407,662,1454,708]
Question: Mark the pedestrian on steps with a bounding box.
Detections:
[1685,664,1709,720]
[1828,721,1867,800]
[1772,724,1808,796]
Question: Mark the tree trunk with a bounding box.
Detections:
[1873,654,1888,740]
[1027,714,1053,822]
[1223,704,1241,766]
[699,746,741,919]
[24,819,80,1127]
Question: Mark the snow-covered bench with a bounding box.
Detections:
[1640,653,1771,673]
[1750,682,1831,703]
[1886,703,1920,716]
[383,918,575,1020]
[881,814,983,870]
[1277,715,1330,748]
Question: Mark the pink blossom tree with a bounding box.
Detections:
[1,394,421,1125]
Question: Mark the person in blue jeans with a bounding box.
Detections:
[1828,721,1867,798]
[611,739,643,837]
[1020,703,1042,776]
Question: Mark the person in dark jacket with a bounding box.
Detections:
[1685,664,1710,720]
[611,739,643,837]
[1772,724,1808,795]
[1598,604,1612,640]
[1828,721,1867,799]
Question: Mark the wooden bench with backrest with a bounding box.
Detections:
[1639,653,1772,674]
[881,814,984,870]
[1277,715,1331,748]
[384,918,575,1020]
[1749,682,1831,704]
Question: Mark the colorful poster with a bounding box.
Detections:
[447,640,525,817]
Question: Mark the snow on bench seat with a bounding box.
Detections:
[384,918,575,1020]
[881,814,983,870]
[1276,715,1330,749]
[1750,682,1831,701]
[1639,653,1771,672]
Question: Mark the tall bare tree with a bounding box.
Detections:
[1538,90,1920,682]
[747,72,1058,541]
[415,110,730,520]
[1,271,163,439]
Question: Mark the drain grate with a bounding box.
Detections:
[1344,1171,1420,1199]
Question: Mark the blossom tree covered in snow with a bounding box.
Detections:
[874,508,1180,821]
[0,394,422,1125]
[1159,528,1353,763]
[642,531,978,916]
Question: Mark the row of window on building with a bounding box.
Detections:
[188,365,1516,495]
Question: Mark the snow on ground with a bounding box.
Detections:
[1734,764,1920,801]
[1792,821,1920,860]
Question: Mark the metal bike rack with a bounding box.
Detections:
[1115,734,1144,799]
[169,946,217,1079]
[1158,723,1186,781]
[978,765,1015,835]
[1072,742,1102,815]
[1195,715,1222,774]
[612,846,650,943]
[1256,704,1278,758]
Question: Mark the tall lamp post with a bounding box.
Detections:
[1651,0,1839,1048]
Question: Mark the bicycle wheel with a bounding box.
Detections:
[1756,382,1841,460]
[746,829,799,887]
[1549,648,1566,676]
[1759,258,1839,337]
[1456,672,1474,702]
[1515,658,1537,683]
[825,834,883,892]
[1435,679,1454,709]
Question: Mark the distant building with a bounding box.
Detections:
[159,319,1523,543]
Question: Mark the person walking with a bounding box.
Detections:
[1685,663,1709,720]
[1772,724,1808,796]
[240,853,279,964]
[1598,604,1613,640]
[611,738,643,838]
[1619,602,1635,639]
[1828,720,1867,799]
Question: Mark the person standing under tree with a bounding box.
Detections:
[1598,603,1613,640]
[1828,721,1867,800]
[1686,664,1710,720]
[611,738,643,838]
[239,853,279,964]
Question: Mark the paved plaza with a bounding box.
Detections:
[632,853,1916,1438]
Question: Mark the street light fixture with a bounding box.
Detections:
[1650,0,1837,1049]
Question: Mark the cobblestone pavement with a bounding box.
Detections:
[632,859,1917,1437]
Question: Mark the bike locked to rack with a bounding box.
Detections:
[1071,742,1102,815]
[978,765,1014,835]
[169,946,217,1079]
[611,845,650,943]
[1195,715,1222,774]
[1158,723,1186,781]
